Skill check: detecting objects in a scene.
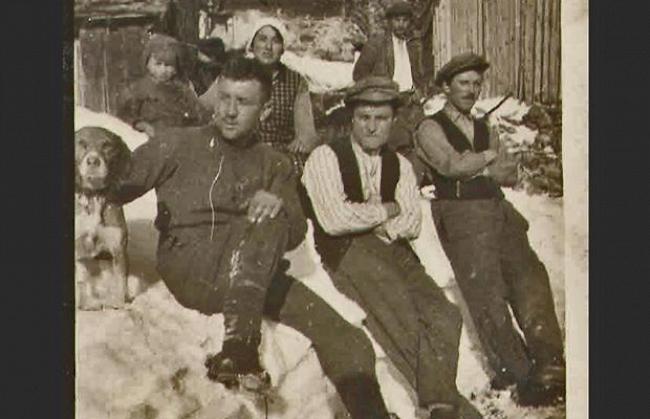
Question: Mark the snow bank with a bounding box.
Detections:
[75,108,566,418]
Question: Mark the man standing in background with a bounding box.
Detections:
[353,1,432,154]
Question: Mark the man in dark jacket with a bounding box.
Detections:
[414,52,566,407]
[352,1,431,155]
[109,56,396,419]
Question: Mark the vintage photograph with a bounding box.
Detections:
[73,0,588,418]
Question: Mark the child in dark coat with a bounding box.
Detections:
[117,34,212,137]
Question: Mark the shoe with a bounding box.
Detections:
[489,372,517,391]
[516,364,565,407]
[427,403,459,419]
[205,352,271,394]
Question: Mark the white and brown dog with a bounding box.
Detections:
[75,126,131,310]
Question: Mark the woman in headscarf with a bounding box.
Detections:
[117,33,213,137]
[200,18,320,174]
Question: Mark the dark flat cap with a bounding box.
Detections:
[435,52,490,86]
[345,76,402,106]
[385,1,413,18]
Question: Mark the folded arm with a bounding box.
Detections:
[302,146,390,236]
[383,156,422,241]
[414,119,497,180]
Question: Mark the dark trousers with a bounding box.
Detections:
[330,234,463,408]
[431,198,565,385]
[156,217,392,419]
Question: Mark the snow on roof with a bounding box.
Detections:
[74,0,170,19]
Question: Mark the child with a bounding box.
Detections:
[117,33,212,137]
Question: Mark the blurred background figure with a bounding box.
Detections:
[200,17,320,175]
[117,33,212,137]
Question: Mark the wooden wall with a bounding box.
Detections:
[75,24,150,113]
[432,0,561,104]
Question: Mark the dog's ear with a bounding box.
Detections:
[106,130,132,185]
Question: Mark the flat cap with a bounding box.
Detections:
[345,76,402,106]
[385,1,413,18]
[435,52,490,86]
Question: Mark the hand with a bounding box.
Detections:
[382,202,401,219]
[483,149,498,164]
[287,138,307,154]
[374,223,391,241]
[134,121,156,138]
[247,190,284,224]
[487,149,520,187]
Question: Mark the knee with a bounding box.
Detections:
[316,322,376,376]
[160,275,222,316]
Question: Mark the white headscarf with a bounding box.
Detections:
[245,17,290,56]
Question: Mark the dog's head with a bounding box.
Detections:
[75,126,131,193]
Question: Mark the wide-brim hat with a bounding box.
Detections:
[385,1,413,18]
[344,76,403,106]
[435,52,490,86]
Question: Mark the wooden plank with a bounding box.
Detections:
[105,26,126,114]
[476,0,483,56]
[74,39,84,107]
[79,27,109,112]
[521,0,537,102]
[548,0,561,103]
[533,0,545,101]
[541,0,553,102]
[120,25,148,82]
[512,0,520,96]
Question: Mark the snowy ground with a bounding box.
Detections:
[75,109,570,419]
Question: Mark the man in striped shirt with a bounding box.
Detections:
[302,77,481,419]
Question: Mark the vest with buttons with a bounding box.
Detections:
[428,111,503,200]
[300,138,400,270]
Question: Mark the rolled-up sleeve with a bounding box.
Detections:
[293,78,320,150]
[384,155,422,241]
[415,119,494,180]
[302,145,389,236]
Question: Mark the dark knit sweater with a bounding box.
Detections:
[110,124,307,249]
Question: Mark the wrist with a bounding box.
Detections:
[483,149,498,164]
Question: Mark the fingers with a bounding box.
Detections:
[247,195,283,224]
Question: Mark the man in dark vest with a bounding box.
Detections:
[413,53,566,407]
[302,76,482,419]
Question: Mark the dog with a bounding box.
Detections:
[75,126,131,310]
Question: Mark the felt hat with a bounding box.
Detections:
[435,52,490,86]
[385,1,414,18]
[344,76,402,106]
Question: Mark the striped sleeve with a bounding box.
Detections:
[384,154,422,241]
[302,145,389,236]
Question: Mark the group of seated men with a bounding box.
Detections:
[102,2,566,418]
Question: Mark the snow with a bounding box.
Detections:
[75,108,568,418]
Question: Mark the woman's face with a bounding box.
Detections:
[146,54,177,82]
[251,25,284,66]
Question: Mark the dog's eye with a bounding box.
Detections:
[78,140,87,149]
[102,142,115,153]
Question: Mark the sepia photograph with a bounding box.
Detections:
[72,0,588,418]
